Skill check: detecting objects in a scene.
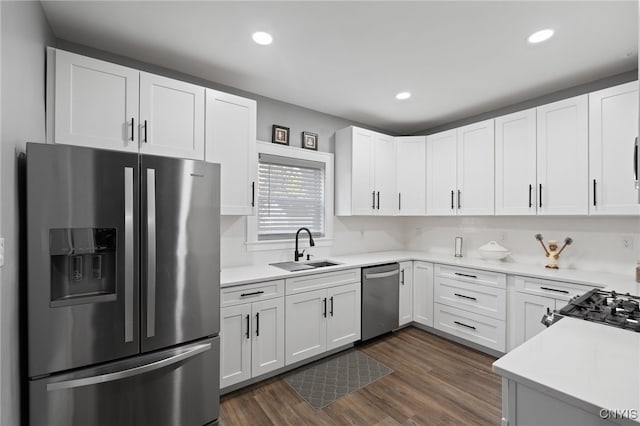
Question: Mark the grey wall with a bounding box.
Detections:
[416,70,638,135]
[55,40,393,153]
[1,2,54,425]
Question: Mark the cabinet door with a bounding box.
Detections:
[326,283,361,351]
[351,128,375,215]
[512,293,555,350]
[139,72,205,160]
[220,304,252,388]
[537,95,589,215]
[398,261,414,326]
[285,289,327,365]
[457,119,495,215]
[251,298,285,378]
[397,137,426,215]
[426,130,458,215]
[412,261,434,326]
[205,89,257,215]
[373,133,398,215]
[495,109,537,215]
[589,81,640,215]
[53,49,139,152]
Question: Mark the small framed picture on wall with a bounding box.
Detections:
[272,125,290,145]
[302,132,318,151]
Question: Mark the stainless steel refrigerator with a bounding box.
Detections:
[26,143,220,426]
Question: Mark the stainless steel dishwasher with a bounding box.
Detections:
[361,263,400,341]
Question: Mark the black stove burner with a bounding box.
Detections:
[557,289,640,332]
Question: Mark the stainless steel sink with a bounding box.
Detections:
[269,260,341,272]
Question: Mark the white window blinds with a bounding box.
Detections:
[258,153,325,240]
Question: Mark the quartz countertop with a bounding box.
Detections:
[221,250,638,294]
[493,317,640,424]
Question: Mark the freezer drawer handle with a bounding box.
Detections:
[540,286,569,294]
[364,269,400,280]
[146,168,157,338]
[240,290,264,297]
[454,321,476,330]
[454,293,477,301]
[454,272,477,279]
[46,343,212,392]
[124,167,134,343]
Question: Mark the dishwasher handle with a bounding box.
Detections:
[364,269,400,280]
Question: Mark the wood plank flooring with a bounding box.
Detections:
[220,327,502,425]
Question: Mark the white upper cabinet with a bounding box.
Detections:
[426,129,458,215]
[205,89,257,215]
[397,137,427,215]
[51,48,139,152]
[495,109,537,215]
[589,81,640,215]
[536,95,589,215]
[335,126,397,216]
[457,119,495,215]
[139,72,205,160]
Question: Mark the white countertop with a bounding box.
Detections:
[493,317,640,424]
[221,250,639,294]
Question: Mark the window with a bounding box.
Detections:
[247,141,334,250]
[258,154,325,240]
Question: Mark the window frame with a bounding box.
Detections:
[246,141,334,251]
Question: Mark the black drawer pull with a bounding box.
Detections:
[540,286,569,294]
[451,190,454,210]
[454,272,478,279]
[245,314,250,339]
[454,293,477,301]
[255,312,260,336]
[454,321,476,330]
[330,296,334,317]
[240,290,265,297]
[593,179,597,206]
[323,297,327,318]
[528,184,532,208]
[539,184,543,208]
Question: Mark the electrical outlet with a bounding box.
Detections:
[622,236,634,250]
[0,238,4,267]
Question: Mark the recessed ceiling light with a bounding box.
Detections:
[528,29,554,44]
[252,31,273,46]
[396,92,411,100]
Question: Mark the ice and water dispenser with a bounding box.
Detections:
[49,228,117,307]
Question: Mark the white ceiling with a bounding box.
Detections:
[41,1,638,134]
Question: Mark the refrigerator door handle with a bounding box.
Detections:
[46,342,212,392]
[124,167,134,343]
[146,168,157,338]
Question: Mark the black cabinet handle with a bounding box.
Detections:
[593,179,597,206]
[144,120,148,143]
[457,190,461,209]
[451,190,454,210]
[454,321,476,330]
[330,296,334,317]
[245,314,250,339]
[255,312,260,336]
[454,272,478,279]
[454,293,477,301]
[240,290,264,297]
[377,191,380,210]
[401,269,405,285]
[398,192,401,211]
[323,298,327,318]
[540,286,569,294]
[528,184,532,208]
[130,117,135,141]
[634,137,638,183]
[372,191,376,209]
[539,184,543,208]
[251,182,255,207]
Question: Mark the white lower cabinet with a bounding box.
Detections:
[412,262,434,326]
[286,282,361,365]
[434,304,506,352]
[220,282,285,389]
[399,261,414,326]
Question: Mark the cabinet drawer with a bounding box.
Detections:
[435,265,506,289]
[434,303,506,352]
[513,276,590,301]
[435,277,506,320]
[286,269,360,295]
[221,280,284,307]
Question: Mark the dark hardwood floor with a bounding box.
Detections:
[220,327,502,425]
